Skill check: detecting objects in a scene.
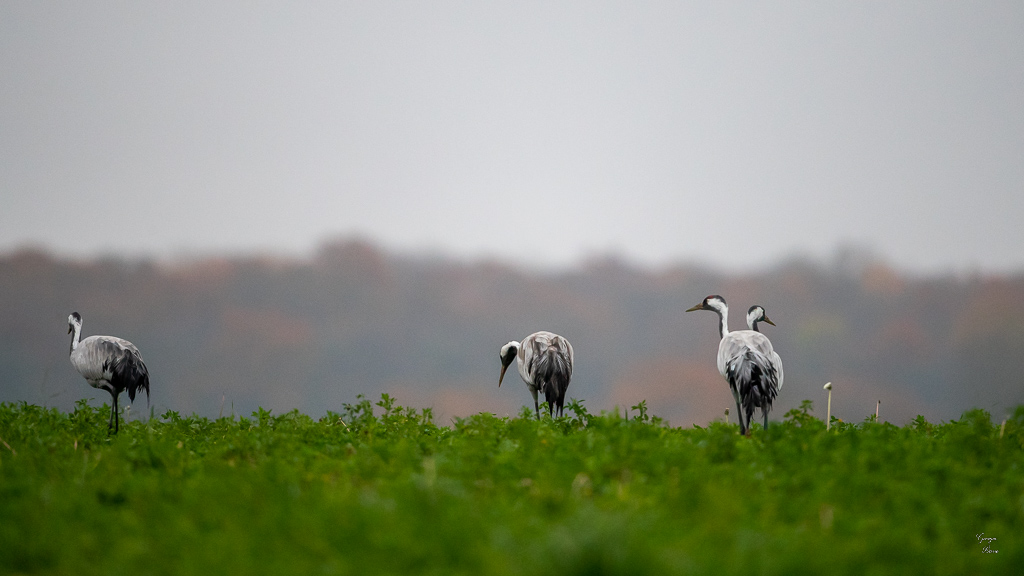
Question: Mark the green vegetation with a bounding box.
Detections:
[1,396,1022,575]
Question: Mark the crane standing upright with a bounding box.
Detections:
[687,296,782,435]
[68,312,150,433]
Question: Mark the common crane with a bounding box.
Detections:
[746,304,785,399]
[499,331,574,419]
[687,296,782,435]
[67,312,150,433]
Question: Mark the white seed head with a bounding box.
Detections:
[824,382,832,391]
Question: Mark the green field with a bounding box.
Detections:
[1,396,1021,575]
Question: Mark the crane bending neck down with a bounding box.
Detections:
[497,332,574,419]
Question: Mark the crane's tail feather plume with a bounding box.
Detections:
[726,349,780,432]
[531,339,572,417]
[106,348,151,405]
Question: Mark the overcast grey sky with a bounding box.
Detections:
[2,2,1022,273]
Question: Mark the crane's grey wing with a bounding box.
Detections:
[75,336,150,402]
[517,334,538,385]
[730,330,775,356]
[719,331,774,365]
[519,332,547,379]
[522,331,574,391]
[546,333,574,378]
[525,332,573,370]
[717,334,751,377]
[71,336,114,382]
[771,351,783,391]
[530,332,573,400]
[717,330,778,376]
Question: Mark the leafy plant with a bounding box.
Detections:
[0,397,1020,575]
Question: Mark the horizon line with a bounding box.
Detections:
[0,237,1014,280]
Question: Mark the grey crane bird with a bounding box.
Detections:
[746,304,785,398]
[499,331,574,419]
[68,312,150,433]
[687,296,782,435]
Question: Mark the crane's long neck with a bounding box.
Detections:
[716,306,730,340]
[69,323,81,355]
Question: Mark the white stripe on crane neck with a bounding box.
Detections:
[717,305,729,340]
[69,322,82,352]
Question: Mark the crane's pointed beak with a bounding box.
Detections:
[499,364,507,387]
[763,315,776,326]
[685,303,703,312]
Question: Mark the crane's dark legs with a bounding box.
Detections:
[531,389,540,420]
[734,397,745,435]
[108,391,120,434]
[763,409,769,432]
[107,401,114,431]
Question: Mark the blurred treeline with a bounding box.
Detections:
[1,240,1022,426]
